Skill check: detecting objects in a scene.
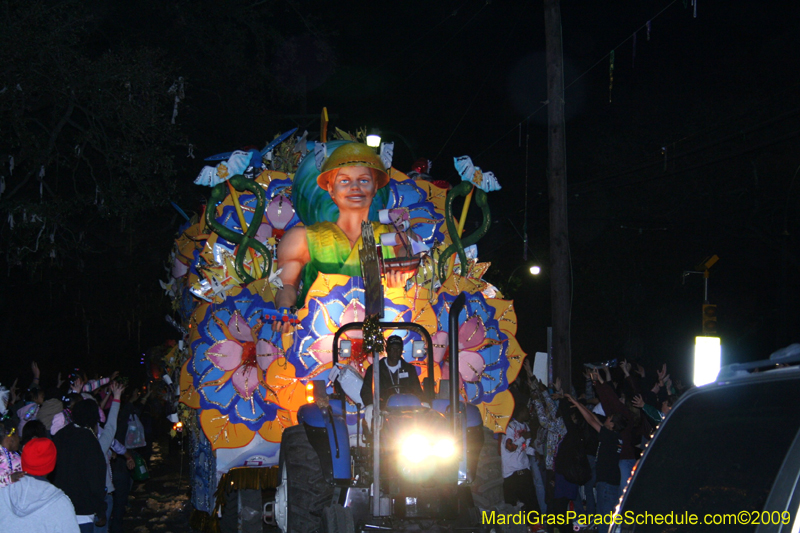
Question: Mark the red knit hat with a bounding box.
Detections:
[21,437,57,476]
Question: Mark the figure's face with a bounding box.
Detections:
[327,166,377,209]
[386,343,403,365]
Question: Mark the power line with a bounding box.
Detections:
[574,108,800,194]
[478,0,681,160]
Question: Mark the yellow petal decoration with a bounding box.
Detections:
[477,389,515,434]
[187,303,209,346]
[257,408,293,443]
[200,409,256,450]
[486,298,519,336]
[504,335,526,386]
[179,359,201,410]
[175,220,206,265]
[440,273,487,297]
[264,359,333,413]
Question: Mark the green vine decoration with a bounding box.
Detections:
[438,181,492,283]
[205,174,271,283]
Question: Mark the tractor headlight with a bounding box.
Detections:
[432,438,456,459]
[400,434,456,463]
[400,434,430,463]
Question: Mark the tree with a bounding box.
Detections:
[0,0,187,272]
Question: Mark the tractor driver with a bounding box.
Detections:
[360,335,423,410]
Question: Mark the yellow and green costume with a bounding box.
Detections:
[298,221,397,306]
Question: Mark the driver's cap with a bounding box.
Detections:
[386,335,403,347]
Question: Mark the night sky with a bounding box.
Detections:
[1,0,799,388]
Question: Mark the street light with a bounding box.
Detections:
[366,129,381,148]
[694,336,721,386]
[506,263,542,288]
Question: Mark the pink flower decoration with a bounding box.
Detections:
[307,335,334,366]
[172,257,188,279]
[432,331,448,363]
[266,195,294,230]
[254,223,273,244]
[205,311,279,399]
[341,300,366,339]
[434,315,487,383]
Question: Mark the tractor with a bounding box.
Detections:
[273,292,494,532]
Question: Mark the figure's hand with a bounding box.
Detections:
[10,471,24,483]
[56,372,64,388]
[524,360,533,378]
[632,394,645,409]
[110,371,120,381]
[504,439,518,452]
[31,362,40,379]
[95,516,107,527]
[635,364,645,378]
[271,319,294,334]
[657,364,667,384]
[621,360,631,377]
[554,377,562,393]
[110,381,125,400]
[385,270,413,289]
[126,453,136,470]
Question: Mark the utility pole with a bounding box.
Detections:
[544,0,572,392]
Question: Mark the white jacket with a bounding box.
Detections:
[0,476,80,533]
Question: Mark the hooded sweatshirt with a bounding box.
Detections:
[0,476,80,533]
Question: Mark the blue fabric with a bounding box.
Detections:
[619,458,637,498]
[554,471,578,500]
[582,454,597,515]
[190,416,216,514]
[93,493,113,533]
[596,481,619,516]
[529,454,547,513]
[109,460,130,533]
[387,393,423,409]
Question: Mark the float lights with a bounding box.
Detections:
[693,336,721,386]
[340,340,351,359]
[305,382,315,403]
[366,129,381,148]
[412,340,426,360]
[529,265,541,275]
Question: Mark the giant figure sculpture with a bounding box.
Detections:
[273,142,413,318]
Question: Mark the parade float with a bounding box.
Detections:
[160,119,526,530]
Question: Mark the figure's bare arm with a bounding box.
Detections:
[274,227,309,310]
[386,229,417,288]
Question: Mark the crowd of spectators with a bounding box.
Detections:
[0,362,159,533]
[501,359,683,532]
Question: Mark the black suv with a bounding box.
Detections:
[608,344,800,533]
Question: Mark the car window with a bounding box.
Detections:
[619,377,800,532]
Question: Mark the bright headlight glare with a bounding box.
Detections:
[433,438,456,458]
[401,434,431,463]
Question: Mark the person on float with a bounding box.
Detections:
[359,335,424,410]
[273,142,414,329]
